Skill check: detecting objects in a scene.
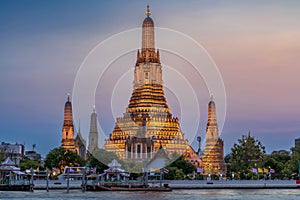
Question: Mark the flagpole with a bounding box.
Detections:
[298,161,300,179]
[30,168,34,192]
[46,169,49,192]
[67,167,70,193]
[160,168,162,187]
[81,167,86,193]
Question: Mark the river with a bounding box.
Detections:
[1,189,300,200]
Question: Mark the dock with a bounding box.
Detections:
[1,180,299,191]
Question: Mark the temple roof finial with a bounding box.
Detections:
[93,105,96,113]
[146,5,151,17]
[210,94,214,101]
[78,118,81,133]
[67,92,70,102]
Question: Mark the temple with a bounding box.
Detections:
[75,123,86,159]
[88,106,99,154]
[201,96,226,174]
[104,6,189,161]
[61,94,87,159]
[61,94,76,151]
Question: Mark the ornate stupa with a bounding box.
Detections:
[61,93,76,151]
[88,106,99,154]
[201,96,226,174]
[104,6,188,161]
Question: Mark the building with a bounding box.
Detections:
[88,107,99,154]
[61,94,76,151]
[183,146,202,168]
[104,6,189,161]
[271,150,290,155]
[60,93,87,158]
[75,126,86,159]
[0,142,24,165]
[201,96,226,175]
[295,137,300,152]
[25,150,41,162]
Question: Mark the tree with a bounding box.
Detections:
[44,147,85,173]
[18,158,42,171]
[227,133,266,179]
[88,149,120,173]
[263,151,291,179]
[164,155,196,180]
[282,148,300,179]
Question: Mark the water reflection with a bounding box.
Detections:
[1,189,300,200]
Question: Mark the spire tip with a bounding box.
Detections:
[146,5,151,17]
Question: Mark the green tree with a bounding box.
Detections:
[44,147,85,173]
[88,149,120,173]
[282,148,300,179]
[164,155,196,180]
[259,151,291,179]
[18,159,41,171]
[227,133,266,179]
[163,167,177,180]
[174,169,185,180]
[168,155,196,175]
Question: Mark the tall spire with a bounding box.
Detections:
[202,97,226,174]
[88,107,99,154]
[67,92,70,102]
[146,5,151,17]
[78,119,81,134]
[142,5,155,51]
[210,94,214,101]
[206,96,218,141]
[134,6,161,88]
[61,93,75,151]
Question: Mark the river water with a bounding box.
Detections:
[1,189,300,200]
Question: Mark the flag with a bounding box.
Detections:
[197,168,203,173]
[163,168,169,174]
[258,168,263,173]
[52,168,56,172]
[263,168,269,173]
[91,167,96,173]
[270,168,275,173]
[252,168,258,173]
[69,167,74,173]
[149,168,156,172]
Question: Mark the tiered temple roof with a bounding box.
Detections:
[104,6,188,161]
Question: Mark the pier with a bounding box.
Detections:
[29,180,300,191]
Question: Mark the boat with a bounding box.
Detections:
[86,159,172,192]
[57,166,86,180]
[87,181,172,192]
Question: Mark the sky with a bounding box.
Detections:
[0,0,299,157]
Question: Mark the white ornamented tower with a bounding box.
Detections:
[104,6,188,161]
[88,107,99,154]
